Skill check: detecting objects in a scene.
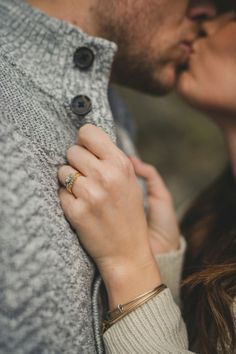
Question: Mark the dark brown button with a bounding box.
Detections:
[73,47,95,70]
[71,95,92,116]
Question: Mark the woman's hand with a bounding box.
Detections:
[130,157,180,254]
[58,124,153,269]
[58,124,179,307]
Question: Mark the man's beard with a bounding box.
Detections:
[111,52,173,96]
[95,0,177,95]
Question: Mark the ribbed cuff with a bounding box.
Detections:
[103,288,189,354]
[155,237,186,306]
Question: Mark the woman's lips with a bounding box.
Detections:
[176,41,194,66]
[179,41,194,56]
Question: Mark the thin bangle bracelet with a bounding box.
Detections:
[103,284,167,333]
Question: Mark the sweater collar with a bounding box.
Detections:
[0,0,117,100]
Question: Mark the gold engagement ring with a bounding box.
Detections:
[64,172,82,194]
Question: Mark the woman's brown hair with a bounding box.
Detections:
[181,166,236,354]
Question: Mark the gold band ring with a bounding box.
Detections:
[64,172,82,194]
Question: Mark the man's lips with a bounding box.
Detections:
[179,41,194,56]
[175,40,194,66]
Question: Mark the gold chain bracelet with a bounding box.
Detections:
[103,284,167,333]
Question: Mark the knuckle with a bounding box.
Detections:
[122,158,134,175]
[95,156,134,191]
[91,166,103,182]
[117,155,134,177]
[64,200,78,220]
[79,185,91,203]
[66,199,90,225]
[78,184,107,210]
[100,169,119,189]
[165,190,174,204]
[147,165,157,175]
[76,202,90,220]
[91,189,108,207]
[79,183,104,208]
[67,145,77,160]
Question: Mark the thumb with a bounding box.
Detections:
[129,156,171,202]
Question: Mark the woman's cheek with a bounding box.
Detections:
[203,55,236,114]
[178,53,220,110]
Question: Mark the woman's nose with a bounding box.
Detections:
[202,11,236,36]
[188,0,216,21]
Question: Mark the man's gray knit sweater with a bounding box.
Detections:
[0,1,136,353]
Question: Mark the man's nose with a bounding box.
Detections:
[188,0,216,21]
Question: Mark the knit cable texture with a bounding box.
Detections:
[0,1,135,353]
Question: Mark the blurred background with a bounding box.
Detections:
[116,86,227,216]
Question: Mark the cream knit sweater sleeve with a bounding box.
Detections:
[103,237,194,354]
[155,237,186,306]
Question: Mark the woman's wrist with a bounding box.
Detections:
[149,235,181,255]
[100,256,162,310]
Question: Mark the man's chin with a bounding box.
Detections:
[129,82,174,96]
[143,64,178,96]
[112,58,178,96]
[140,75,177,96]
[115,70,177,96]
[176,70,193,101]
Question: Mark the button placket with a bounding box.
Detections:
[71,95,92,117]
[70,46,95,118]
[73,47,95,71]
